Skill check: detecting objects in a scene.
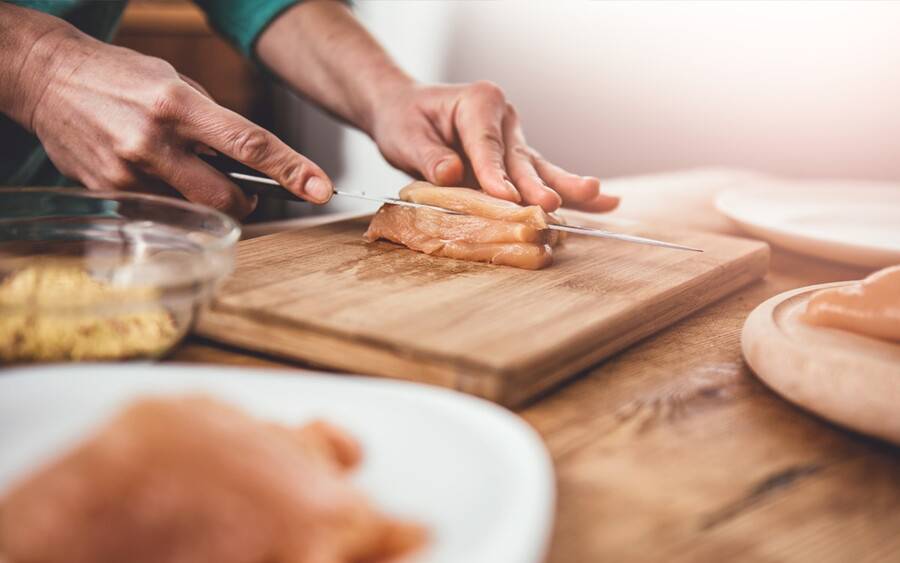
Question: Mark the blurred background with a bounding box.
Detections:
[117,0,900,218]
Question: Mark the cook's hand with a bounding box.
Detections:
[370,82,619,213]
[29,29,333,218]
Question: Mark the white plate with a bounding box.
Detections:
[715,181,900,268]
[0,364,555,563]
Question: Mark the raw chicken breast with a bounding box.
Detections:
[364,184,562,270]
[0,396,425,563]
[801,264,900,342]
[399,182,552,229]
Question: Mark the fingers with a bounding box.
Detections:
[178,90,333,204]
[502,106,562,212]
[157,154,256,218]
[410,127,465,186]
[532,157,619,212]
[454,81,520,202]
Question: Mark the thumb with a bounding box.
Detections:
[409,130,464,186]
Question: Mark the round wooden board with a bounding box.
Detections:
[742,281,900,444]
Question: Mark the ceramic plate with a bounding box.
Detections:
[0,364,555,563]
[715,181,900,268]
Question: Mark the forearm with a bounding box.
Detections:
[0,3,89,131]
[256,0,414,135]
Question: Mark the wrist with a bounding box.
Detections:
[0,5,76,130]
[354,65,416,136]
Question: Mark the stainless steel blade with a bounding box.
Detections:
[331,190,463,215]
[225,171,702,252]
[226,172,460,214]
[547,223,703,252]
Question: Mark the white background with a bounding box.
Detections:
[273,0,900,213]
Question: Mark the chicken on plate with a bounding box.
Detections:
[802,264,900,342]
[0,396,424,563]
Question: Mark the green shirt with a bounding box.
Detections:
[1,0,299,187]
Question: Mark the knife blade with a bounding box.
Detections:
[203,154,703,252]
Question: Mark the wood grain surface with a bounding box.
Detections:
[172,171,900,562]
[196,215,769,406]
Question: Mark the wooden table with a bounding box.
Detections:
[171,170,900,562]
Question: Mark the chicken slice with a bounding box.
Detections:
[364,204,555,270]
[364,184,564,270]
[399,182,552,229]
[0,396,425,563]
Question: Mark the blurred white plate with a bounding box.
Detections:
[715,181,900,268]
[0,364,555,563]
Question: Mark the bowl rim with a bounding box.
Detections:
[0,187,242,253]
[0,188,241,315]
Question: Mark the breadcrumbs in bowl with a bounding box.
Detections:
[0,189,239,364]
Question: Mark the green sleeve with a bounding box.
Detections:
[191,0,302,59]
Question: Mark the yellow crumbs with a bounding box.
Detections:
[0,264,179,363]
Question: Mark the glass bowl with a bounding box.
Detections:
[0,188,240,364]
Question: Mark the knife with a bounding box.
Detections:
[200,153,702,252]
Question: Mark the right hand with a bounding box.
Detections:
[27,27,333,218]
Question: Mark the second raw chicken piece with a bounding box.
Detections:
[364,182,563,270]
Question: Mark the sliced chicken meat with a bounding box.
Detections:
[399,182,552,229]
[364,184,563,270]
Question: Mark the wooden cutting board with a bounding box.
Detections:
[197,215,769,406]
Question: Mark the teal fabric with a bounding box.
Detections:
[1,0,301,187]
[193,0,301,59]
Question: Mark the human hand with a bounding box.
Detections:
[26,27,333,218]
[370,81,619,213]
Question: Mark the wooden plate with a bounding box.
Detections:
[742,282,900,444]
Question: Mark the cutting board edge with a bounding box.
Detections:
[195,306,509,399]
[495,240,771,406]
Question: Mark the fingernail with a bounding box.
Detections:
[543,185,562,208]
[503,180,521,202]
[435,159,454,183]
[305,177,332,203]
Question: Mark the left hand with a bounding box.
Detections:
[370,81,619,213]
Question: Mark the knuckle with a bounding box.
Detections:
[230,129,271,164]
[147,56,177,76]
[115,130,155,166]
[149,80,189,120]
[278,161,308,188]
[203,188,241,213]
[569,181,600,201]
[478,130,505,154]
[422,145,450,165]
[470,80,505,101]
[510,144,532,159]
